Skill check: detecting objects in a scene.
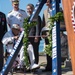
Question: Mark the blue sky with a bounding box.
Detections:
[0,0,47,18]
[0,0,62,18]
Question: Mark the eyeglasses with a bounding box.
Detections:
[13,28,20,31]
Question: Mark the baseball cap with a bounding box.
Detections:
[41,27,49,32]
[12,24,20,30]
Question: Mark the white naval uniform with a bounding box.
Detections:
[2,30,39,69]
[7,9,28,28]
[2,30,21,62]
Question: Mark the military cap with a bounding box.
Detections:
[11,0,19,4]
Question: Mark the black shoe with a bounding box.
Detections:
[42,69,52,72]
[13,67,19,72]
[25,69,31,73]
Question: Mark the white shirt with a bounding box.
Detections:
[2,30,15,45]
[2,30,21,53]
[2,30,24,63]
[7,9,28,28]
[48,8,52,17]
[2,30,15,53]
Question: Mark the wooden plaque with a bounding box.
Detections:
[62,0,75,74]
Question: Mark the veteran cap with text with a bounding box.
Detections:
[12,24,20,30]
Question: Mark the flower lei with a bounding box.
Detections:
[45,12,64,57]
[23,17,37,68]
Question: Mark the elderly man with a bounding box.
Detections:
[2,24,39,70]
[60,31,68,62]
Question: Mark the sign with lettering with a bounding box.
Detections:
[52,0,61,75]
[52,25,57,74]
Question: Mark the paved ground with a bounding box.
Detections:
[6,55,73,75]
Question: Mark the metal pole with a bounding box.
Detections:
[52,0,61,75]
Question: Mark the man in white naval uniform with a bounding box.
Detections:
[2,24,39,70]
[7,0,28,28]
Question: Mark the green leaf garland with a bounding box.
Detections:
[45,12,64,57]
[23,17,37,68]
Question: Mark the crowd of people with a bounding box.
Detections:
[0,0,68,73]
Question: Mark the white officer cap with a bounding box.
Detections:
[41,27,49,32]
[10,0,19,4]
[12,24,20,30]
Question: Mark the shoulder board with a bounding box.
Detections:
[8,11,12,13]
[20,9,25,12]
